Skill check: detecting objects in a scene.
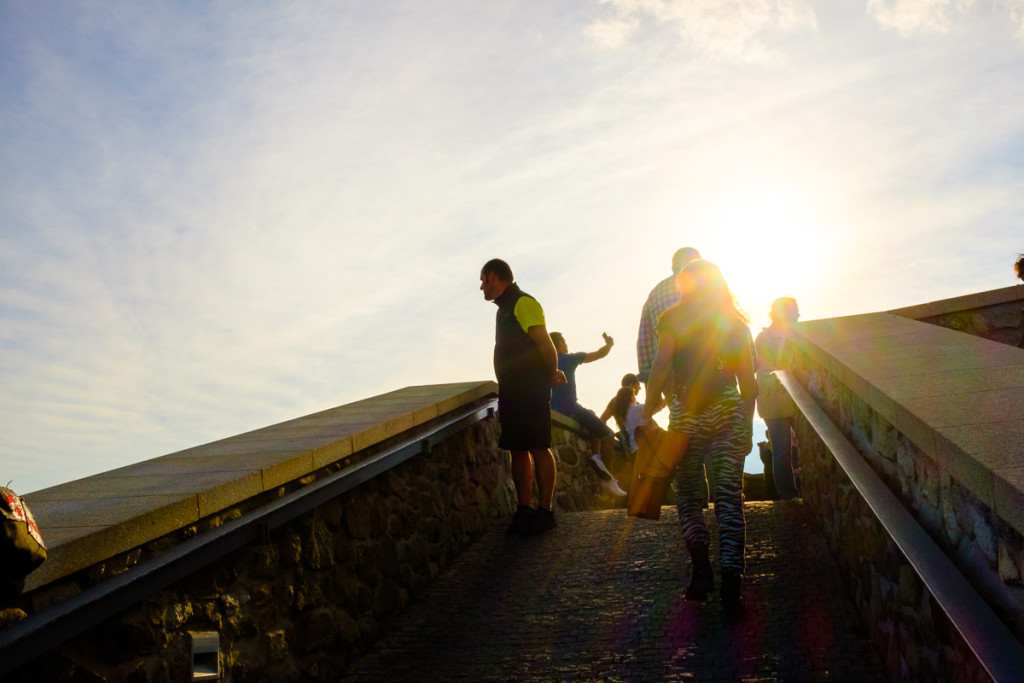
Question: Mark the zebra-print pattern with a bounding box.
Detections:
[669,388,752,574]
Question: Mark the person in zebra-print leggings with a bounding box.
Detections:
[642,259,758,621]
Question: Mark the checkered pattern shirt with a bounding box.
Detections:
[636,273,680,383]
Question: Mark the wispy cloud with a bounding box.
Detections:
[586,0,819,60]
[585,16,642,49]
[585,0,1024,52]
[1010,0,1024,37]
[865,0,969,35]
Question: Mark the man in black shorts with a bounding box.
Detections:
[480,259,567,536]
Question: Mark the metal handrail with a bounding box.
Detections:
[775,371,1024,683]
[0,398,498,676]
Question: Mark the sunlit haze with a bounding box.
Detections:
[3,1,1023,493]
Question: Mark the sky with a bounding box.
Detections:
[2,1,1024,494]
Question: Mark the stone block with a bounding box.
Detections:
[335,607,361,645]
[24,495,201,591]
[999,542,1022,586]
[293,569,325,612]
[100,616,165,662]
[266,629,289,661]
[295,609,337,654]
[345,494,374,539]
[373,579,403,618]
[931,426,990,493]
[302,518,335,571]
[939,488,962,547]
[992,466,1024,539]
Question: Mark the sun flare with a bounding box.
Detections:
[698,184,836,330]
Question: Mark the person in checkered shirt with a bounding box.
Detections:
[636,247,701,387]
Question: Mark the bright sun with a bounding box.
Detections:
[700,184,834,330]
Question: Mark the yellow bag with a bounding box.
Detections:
[628,425,689,520]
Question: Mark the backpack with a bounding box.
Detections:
[1,486,47,589]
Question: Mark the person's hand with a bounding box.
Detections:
[551,369,568,387]
[641,413,656,427]
[602,332,614,346]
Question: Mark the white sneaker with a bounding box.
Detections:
[603,479,628,497]
[589,454,613,480]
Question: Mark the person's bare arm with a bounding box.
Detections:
[643,331,675,422]
[528,324,567,386]
[583,332,614,363]
[737,335,759,421]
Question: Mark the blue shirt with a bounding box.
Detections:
[551,352,586,414]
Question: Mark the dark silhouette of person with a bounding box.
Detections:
[642,259,757,622]
[480,258,566,536]
[754,297,801,500]
[550,332,627,497]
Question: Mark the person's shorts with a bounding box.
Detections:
[569,406,614,440]
[498,385,552,451]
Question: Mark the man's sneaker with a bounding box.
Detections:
[588,454,613,481]
[527,507,557,536]
[603,479,628,497]
[507,505,534,535]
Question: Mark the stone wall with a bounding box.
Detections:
[891,284,1024,348]
[5,407,613,682]
[789,345,1024,682]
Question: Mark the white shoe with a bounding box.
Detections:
[589,454,613,480]
[603,479,628,496]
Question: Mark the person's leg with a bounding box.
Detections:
[766,417,799,499]
[702,447,714,508]
[758,436,780,500]
[597,435,627,496]
[575,407,621,486]
[599,435,615,469]
[669,399,713,598]
[674,432,713,599]
[672,407,710,548]
[526,447,558,534]
[509,450,534,507]
[674,440,711,546]
[531,447,557,511]
[707,397,752,620]
[709,407,749,576]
